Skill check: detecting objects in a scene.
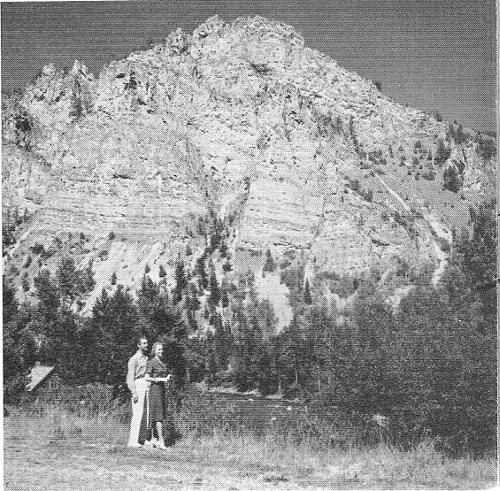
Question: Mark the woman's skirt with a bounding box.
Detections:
[148,382,166,424]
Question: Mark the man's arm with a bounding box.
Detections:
[126,356,138,401]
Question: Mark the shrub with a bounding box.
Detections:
[476,137,496,160]
[98,250,108,260]
[21,273,30,291]
[360,189,373,202]
[435,140,451,167]
[346,178,361,192]
[263,249,276,273]
[443,165,462,193]
[30,243,45,255]
[435,236,451,252]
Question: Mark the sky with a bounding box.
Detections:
[1,0,496,131]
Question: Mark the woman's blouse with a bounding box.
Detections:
[146,357,169,383]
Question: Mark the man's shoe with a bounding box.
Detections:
[127,442,143,448]
[143,439,156,448]
[156,440,168,450]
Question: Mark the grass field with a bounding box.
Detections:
[4,405,497,490]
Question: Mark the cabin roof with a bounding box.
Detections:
[26,364,55,392]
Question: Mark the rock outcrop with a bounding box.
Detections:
[2,16,495,324]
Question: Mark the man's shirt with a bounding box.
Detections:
[126,351,148,394]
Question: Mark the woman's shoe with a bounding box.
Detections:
[156,440,168,450]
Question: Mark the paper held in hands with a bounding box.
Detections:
[156,375,172,383]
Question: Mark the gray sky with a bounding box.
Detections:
[1,0,496,131]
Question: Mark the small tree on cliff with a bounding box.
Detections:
[195,255,208,290]
[263,249,276,273]
[173,257,187,303]
[208,268,221,308]
[443,165,462,192]
[303,279,313,305]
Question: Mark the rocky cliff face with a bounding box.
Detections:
[2,15,495,324]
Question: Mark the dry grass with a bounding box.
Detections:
[4,406,497,490]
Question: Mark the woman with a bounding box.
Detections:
[145,342,172,449]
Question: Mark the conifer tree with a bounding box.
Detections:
[33,269,59,323]
[103,285,139,386]
[195,255,208,290]
[208,268,221,307]
[56,256,79,305]
[263,248,276,273]
[443,165,462,192]
[173,257,187,303]
[435,139,451,167]
[213,314,232,370]
[21,273,30,291]
[303,279,312,304]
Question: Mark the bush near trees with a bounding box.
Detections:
[434,139,451,167]
[3,200,495,456]
[263,249,276,273]
[443,165,462,193]
[476,136,496,160]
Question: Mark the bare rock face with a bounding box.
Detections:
[2,15,495,319]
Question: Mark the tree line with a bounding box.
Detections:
[3,200,496,456]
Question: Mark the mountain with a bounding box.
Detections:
[2,15,495,327]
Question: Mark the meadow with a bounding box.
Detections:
[4,387,497,490]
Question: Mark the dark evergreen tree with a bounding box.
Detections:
[303,279,312,304]
[195,255,208,290]
[173,257,187,303]
[21,273,30,291]
[476,137,496,160]
[213,314,232,371]
[208,268,221,307]
[56,256,79,305]
[222,259,232,272]
[434,139,451,167]
[443,165,462,192]
[33,269,59,323]
[102,285,139,386]
[263,249,276,273]
[3,296,37,401]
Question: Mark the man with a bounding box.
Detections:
[126,336,149,448]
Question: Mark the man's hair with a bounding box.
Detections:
[137,336,148,346]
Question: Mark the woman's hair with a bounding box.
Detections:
[150,342,163,356]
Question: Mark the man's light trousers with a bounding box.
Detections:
[128,378,147,445]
